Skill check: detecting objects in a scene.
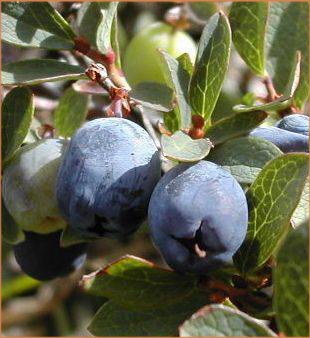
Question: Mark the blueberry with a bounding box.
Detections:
[14,231,87,281]
[57,118,161,238]
[275,114,309,136]
[249,126,309,153]
[2,139,68,234]
[148,161,248,274]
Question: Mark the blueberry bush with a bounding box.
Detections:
[1,2,309,336]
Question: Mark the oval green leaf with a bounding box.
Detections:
[161,131,213,162]
[55,87,89,138]
[273,221,309,336]
[2,87,34,163]
[2,2,75,50]
[179,304,277,337]
[208,136,283,184]
[234,153,309,274]
[189,12,231,122]
[2,59,85,86]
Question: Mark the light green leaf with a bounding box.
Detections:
[233,96,292,113]
[291,181,309,229]
[130,82,173,113]
[234,153,309,274]
[205,110,267,145]
[160,51,192,129]
[177,53,194,76]
[273,221,309,337]
[266,2,309,109]
[189,12,231,122]
[55,87,89,138]
[82,255,199,310]
[229,2,268,76]
[2,199,24,245]
[2,2,75,50]
[76,2,118,53]
[2,87,34,163]
[179,304,276,337]
[88,293,210,336]
[2,59,85,85]
[111,15,121,68]
[209,136,282,184]
[161,131,213,162]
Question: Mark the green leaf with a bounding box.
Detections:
[2,87,34,163]
[160,51,192,129]
[189,12,231,122]
[266,2,309,110]
[111,15,121,68]
[234,153,309,274]
[179,304,277,337]
[273,221,309,336]
[292,181,309,229]
[2,199,24,245]
[161,131,213,162]
[229,2,268,76]
[208,136,282,184]
[233,96,292,113]
[2,2,75,50]
[185,2,219,22]
[205,110,267,145]
[177,53,194,76]
[82,255,199,310]
[55,87,89,138]
[179,304,276,337]
[164,109,180,134]
[88,292,210,336]
[2,59,85,86]
[76,2,118,53]
[130,82,173,113]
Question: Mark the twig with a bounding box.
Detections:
[263,76,280,102]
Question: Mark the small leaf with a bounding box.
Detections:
[161,131,213,162]
[233,96,292,113]
[234,153,309,274]
[189,12,231,121]
[55,87,89,138]
[177,53,194,76]
[82,255,199,310]
[2,2,75,50]
[208,136,282,184]
[179,304,276,337]
[283,50,301,98]
[205,110,267,145]
[185,2,218,22]
[88,292,210,336]
[160,51,192,129]
[2,199,24,245]
[111,14,121,68]
[273,221,309,336]
[130,82,173,113]
[96,2,119,54]
[292,181,309,229]
[76,2,118,53]
[2,59,85,86]
[229,2,268,76]
[266,2,309,110]
[2,87,34,163]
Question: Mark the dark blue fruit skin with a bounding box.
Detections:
[57,118,161,238]
[250,126,309,153]
[148,161,248,274]
[275,114,309,136]
[14,231,87,281]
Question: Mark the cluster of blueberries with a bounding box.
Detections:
[2,114,308,281]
